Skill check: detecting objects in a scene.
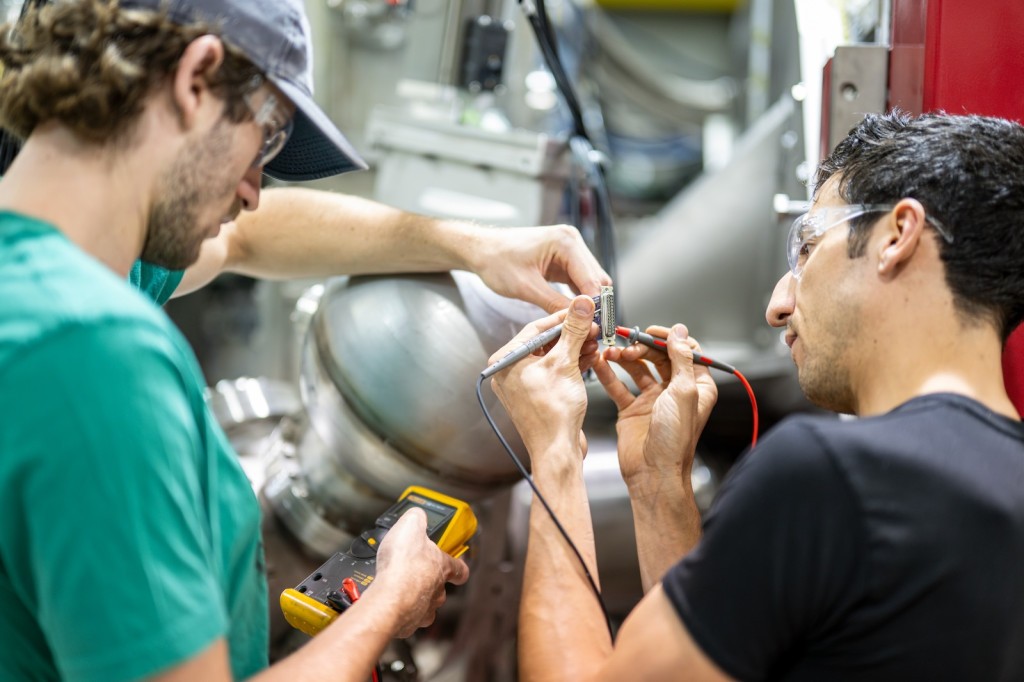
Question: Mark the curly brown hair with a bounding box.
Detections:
[0,0,264,143]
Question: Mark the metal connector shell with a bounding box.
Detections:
[599,286,615,346]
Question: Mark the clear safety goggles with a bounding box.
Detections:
[244,90,294,170]
[787,204,953,279]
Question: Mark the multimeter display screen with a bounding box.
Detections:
[394,500,451,530]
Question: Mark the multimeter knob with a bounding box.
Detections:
[349,527,388,559]
[348,536,376,559]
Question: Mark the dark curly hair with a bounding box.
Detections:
[0,0,264,143]
[816,110,1024,341]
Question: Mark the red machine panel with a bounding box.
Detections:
[890,0,1024,121]
[888,0,1024,415]
[921,0,1024,120]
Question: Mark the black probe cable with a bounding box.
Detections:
[475,374,616,641]
[520,0,588,140]
[568,135,619,306]
[519,0,620,305]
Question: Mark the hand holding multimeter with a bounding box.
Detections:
[281,486,476,639]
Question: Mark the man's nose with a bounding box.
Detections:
[237,165,262,212]
[765,272,795,328]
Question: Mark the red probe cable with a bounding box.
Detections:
[614,326,759,449]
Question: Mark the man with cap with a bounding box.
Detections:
[0,1,608,680]
[0,0,609,316]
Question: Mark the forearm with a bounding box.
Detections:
[519,442,613,681]
[228,187,486,279]
[626,475,702,592]
[252,587,401,682]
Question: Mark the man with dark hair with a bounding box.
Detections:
[488,110,1024,680]
[0,1,608,681]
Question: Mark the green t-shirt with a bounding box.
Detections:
[129,260,185,306]
[0,212,268,681]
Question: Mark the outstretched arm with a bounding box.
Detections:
[488,297,608,679]
[177,187,610,312]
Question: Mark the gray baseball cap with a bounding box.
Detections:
[120,0,368,181]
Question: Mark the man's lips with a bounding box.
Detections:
[784,330,797,349]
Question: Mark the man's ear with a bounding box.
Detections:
[170,35,226,131]
[877,197,927,276]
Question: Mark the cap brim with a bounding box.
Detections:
[264,78,368,182]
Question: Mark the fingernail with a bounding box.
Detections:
[572,297,590,314]
[672,324,687,339]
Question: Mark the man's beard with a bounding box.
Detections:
[799,354,857,415]
[794,303,861,415]
[141,120,238,270]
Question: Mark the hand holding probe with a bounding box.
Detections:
[475,289,617,639]
[481,320,567,379]
[615,325,759,448]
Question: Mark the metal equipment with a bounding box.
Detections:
[365,107,570,228]
[262,271,543,559]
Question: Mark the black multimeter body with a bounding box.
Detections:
[280,486,476,637]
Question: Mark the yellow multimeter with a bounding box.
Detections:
[280,486,478,637]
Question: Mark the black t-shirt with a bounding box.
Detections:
[663,393,1024,681]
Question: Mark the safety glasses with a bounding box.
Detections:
[243,90,294,170]
[787,204,953,279]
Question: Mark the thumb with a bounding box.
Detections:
[398,507,428,531]
[446,557,470,586]
[666,324,696,384]
[557,295,595,358]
